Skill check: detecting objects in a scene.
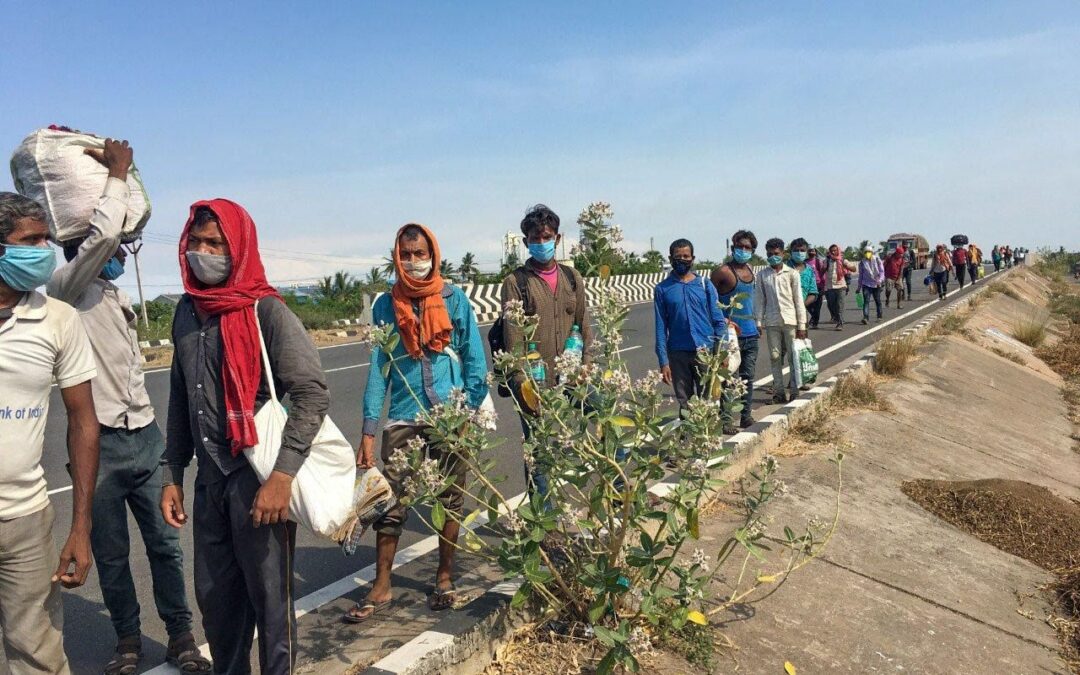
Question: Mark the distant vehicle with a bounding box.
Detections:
[887,233,930,269]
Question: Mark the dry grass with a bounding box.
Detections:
[830,371,893,413]
[873,333,919,376]
[788,401,841,446]
[986,281,1022,300]
[989,346,1026,365]
[1012,314,1049,348]
[1046,567,1080,672]
[927,312,967,338]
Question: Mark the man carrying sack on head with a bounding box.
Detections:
[160,200,330,675]
[347,224,488,623]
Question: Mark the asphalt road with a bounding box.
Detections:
[37,265,1001,672]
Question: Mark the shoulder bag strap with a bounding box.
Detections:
[253,300,281,405]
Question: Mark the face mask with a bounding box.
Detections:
[0,244,57,291]
[403,259,432,280]
[791,251,807,263]
[864,252,873,260]
[528,240,556,263]
[100,256,125,281]
[732,248,752,264]
[671,259,693,275]
[186,251,232,285]
[767,254,784,267]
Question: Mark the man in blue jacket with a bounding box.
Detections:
[654,238,727,414]
[348,223,488,623]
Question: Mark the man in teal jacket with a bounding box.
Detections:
[347,223,488,623]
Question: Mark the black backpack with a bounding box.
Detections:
[488,265,577,397]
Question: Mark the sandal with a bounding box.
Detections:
[429,580,457,611]
[104,639,142,675]
[166,635,212,673]
[342,596,392,624]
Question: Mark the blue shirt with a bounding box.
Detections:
[362,284,488,434]
[653,273,727,367]
[719,265,759,339]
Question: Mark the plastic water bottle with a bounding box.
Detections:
[564,324,584,362]
[526,342,547,384]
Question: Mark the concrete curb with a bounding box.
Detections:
[138,338,172,348]
[356,269,1011,674]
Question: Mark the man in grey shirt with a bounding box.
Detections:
[47,139,210,675]
[160,200,329,675]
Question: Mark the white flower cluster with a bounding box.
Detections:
[634,369,664,392]
[387,446,412,476]
[471,405,497,431]
[402,457,442,498]
[759,454,779,474]
[605,368,633,396]
[771,479,788,497]
[365,322,392,348]
[577,201,615,225]
[686,458,709,479]
[507,511,525,534]
[553,349,583,382]
[691,547,710,573]
[626,626,654,659]
[492,350,517,372]
[502,299,526,325]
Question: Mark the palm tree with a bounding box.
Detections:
[380,248,396,276]
[439,259,457,279]
[642,249,665,272]
[332,271,355,298]
[364,267,389,293]
[459,252,478,283]
[317,275,334,300]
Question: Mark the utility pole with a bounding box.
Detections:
[125,240,149,328]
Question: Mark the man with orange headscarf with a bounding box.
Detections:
[160,200,330,674]
[346,224,488,623]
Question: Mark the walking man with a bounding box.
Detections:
[713,230,760,432]
[806,247,827,329]
[931,244,953,300]
[967,242,982,284]
[991,245,1002,272]
[788,238,819,314]
[952,244,969,289]
[47,140,210,674]
[883,245,906,309]
[754,238,808,404]
[822,244,857,330]
[0,192,100,675]
[902,244,917,300]
[161,200,330,674]
[654,238,727,412]
[501,205,591,500]
[349,223,488,622]
[856,245,885,324]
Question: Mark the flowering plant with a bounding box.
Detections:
[367,281,839,673]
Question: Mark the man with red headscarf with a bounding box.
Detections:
[345,224,488,623]
[160,201,330,674]
[884,245,906,309]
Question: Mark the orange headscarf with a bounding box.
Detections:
[391,223,453,359]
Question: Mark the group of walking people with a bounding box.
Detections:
[0,137,1014,674]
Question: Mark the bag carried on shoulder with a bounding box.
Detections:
[794,338,819,385]
[244,304,357,538]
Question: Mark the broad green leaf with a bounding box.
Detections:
[688,508,700,540]
[510,583,531,609]
[431,501,446,530]
[592,625,623,646]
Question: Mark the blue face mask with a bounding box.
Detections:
[767,254,784,267]
[0,244,57,291]
[732,248,752,264]
[791,251,807,263]
[528,240,556,263]
[100,256,125,281]
[671,258,693,276]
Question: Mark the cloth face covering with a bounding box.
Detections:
[790,251,807,263]
[403,259,432,280]
[767,255,783,267]
[100,256,125,281]
[186,251,233,286]
[528,241,556,264]
[391,223,453,359]
[671,258,693,276]
[732,248,752,264]
[0,245,57,291]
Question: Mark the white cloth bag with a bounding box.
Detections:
[243,307,356,537]
[723,322,742,374]
[10,127,152,243]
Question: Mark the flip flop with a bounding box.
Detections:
[342,597,392,624]
[429,580,457,611]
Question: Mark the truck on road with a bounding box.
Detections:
[887,233,930,269]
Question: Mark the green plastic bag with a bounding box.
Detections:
[855,291,865,309]
[795,338,818,385]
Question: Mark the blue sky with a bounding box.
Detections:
[3,1,1078,296]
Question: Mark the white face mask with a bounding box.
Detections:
[186,251,232,285]
[403,259,432,280]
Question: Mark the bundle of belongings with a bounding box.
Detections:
[331,467,397,555]
[10,125,151,243]
[950,234,969,247]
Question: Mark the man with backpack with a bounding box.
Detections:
[654,238,727,414]
[498,204,590,502]
[952,244,969,289]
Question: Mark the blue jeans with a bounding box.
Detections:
[861,285,882,320]
[724,335,759,425]
[91,423,192,640]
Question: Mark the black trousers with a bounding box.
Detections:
[955,264,967,288]
[808,293,824,327]
[193,464,297,675]
[668,349,705,411]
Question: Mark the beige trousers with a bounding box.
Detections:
[0,503,69,675]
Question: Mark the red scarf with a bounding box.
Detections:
[390,224,453,359]
[828,245,845,283]
[179,199,282,456]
